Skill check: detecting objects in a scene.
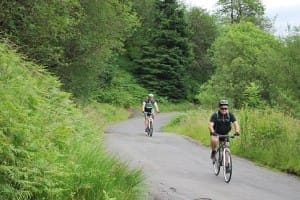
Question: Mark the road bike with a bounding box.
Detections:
[145,112,154,137]
[212,134,236,183]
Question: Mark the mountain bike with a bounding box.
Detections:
[212,134,236,183]
[145,112,154,137]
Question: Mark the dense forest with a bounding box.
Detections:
[1,0,300,199]
[1,0,299,111]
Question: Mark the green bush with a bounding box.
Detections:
[243,82,265,108]
[0,42,144,199]
[96,69,147,108]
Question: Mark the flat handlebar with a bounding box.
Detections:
[215,134,236,139]
[143,111,159,114]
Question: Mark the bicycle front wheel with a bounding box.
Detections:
[223,148,232,183]
[213,149,221,175]
[149,120,153,137]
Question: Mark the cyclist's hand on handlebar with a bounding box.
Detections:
[211,131,218,136]
[234,132,240,136]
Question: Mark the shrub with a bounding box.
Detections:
[0,42,144,199]
[233,108,300,175]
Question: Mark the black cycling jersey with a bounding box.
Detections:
[210,111,236,135]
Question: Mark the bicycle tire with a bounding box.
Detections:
[223,148,232,183]
[149,120,153,137]
[213,148,221,175]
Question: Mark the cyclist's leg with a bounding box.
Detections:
[151,108,155,119]
[210,134,218,158]
[150,112,154,129]
[223,134,230,168]
[144,113,148,131]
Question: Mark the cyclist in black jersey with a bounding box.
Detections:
[208,100,240,159]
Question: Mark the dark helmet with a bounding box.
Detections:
[219,99,228,107]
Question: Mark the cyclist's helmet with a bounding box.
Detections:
[219,99,228,107]
[148,93,154,98]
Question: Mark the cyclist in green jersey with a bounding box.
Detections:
[141,94,160,132]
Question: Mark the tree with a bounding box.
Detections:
[282,34,300,98]
[216,0,272,30]
[135,0,193,101]
[62,0,140,99]
[0,0,140,100]
[185,7,218,99]
[122,0,156,72]
[0,0,82,69]
[198,22,284,108]
[270,33,300,116]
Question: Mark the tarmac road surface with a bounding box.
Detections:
[105,113,300,200]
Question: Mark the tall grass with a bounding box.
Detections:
[235,108,300,175]
[0,42,145,199]
[82,102,130,129]
[65,140,144,200]
[164,108,300,176]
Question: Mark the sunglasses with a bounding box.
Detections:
[220,107,228,110]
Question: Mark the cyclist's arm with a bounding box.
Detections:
[230,112,240,133]
[208,121,215,135]
[141,102,145,112]
[154,102,160,113]
[233,121,240,134]
[209,113,217,134]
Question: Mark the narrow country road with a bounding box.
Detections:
[104,113,300,200]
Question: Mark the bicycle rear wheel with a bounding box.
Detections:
[149,120,153,137]
[223,148,232,183]
[213,149,221,175]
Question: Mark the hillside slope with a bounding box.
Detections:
[0,42,143,199]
